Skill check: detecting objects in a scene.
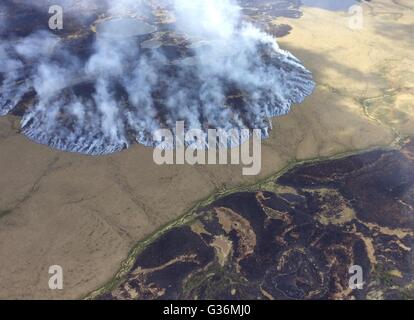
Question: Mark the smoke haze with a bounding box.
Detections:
[0,0,315,155]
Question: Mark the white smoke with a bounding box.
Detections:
[0,0,315,155]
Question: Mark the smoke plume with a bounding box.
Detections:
[0,0,315,155]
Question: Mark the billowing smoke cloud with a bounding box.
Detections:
[0,0,315,155]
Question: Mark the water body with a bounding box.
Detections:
[97,18,157,38]
[0,1,316,156]
[301,0,359,11]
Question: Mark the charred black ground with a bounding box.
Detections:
[0,0,315,155]
[98,139,414,300]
